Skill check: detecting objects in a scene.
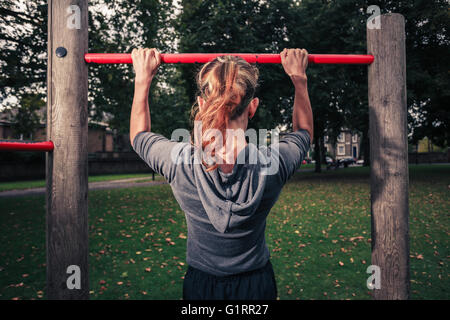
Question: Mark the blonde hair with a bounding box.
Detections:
[190,56,259,171]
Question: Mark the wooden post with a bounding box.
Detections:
[367,14,410,299]
[46,0,89,299]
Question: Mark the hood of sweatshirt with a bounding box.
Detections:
[193,143,269,233]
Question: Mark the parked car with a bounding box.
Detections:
[339,158,356,167]
[356,159,364,165]
[326,156,334,164]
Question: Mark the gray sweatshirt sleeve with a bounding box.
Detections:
[132,131,181,183]
[276,129,311,183]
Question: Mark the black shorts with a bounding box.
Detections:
[183,260,277,300]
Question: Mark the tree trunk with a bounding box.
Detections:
[320,136,327,165]
[362,126,370,166]
[314,135,322,173]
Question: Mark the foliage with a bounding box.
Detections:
[87,0,190,141]
[0,1,47,105]
[0,0,448,154]
[8,94,44,138]
[0,0,189,147]
[368,0,449,147]
[176,0,297,132]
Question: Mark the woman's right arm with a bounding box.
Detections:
[280,48,314,140]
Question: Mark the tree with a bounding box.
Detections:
[399,0,449,147]
[1,0,184,149]
[87,0,190,147]
[287,0,370,171]
[0,1,47,108]
[175,1,382,172]
[289,0,449,168]
[2,0,447,155]
[9,93,45,139]
[178,0,294,128]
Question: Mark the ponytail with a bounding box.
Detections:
[190,56,259,171]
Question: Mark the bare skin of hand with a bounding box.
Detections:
[129,48,161,144]
[131,48,162,86]
[279,48,313,139]
[280,48,309,87]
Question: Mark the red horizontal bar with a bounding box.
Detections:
[85,53,374,65]
[0,140,54,152]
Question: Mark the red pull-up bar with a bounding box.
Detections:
[85,53,374,65]
[0,140,54,152]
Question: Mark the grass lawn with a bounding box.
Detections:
[0,173,161,192]
[299,163,326,170]
[0,164,448,300]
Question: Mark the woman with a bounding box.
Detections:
[130,48,313,300]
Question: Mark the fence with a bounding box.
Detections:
[0,152,152,181]
[408,150,449,164]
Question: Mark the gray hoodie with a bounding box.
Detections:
[133,129,310,276]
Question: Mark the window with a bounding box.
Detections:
[337,144,345,155]
[337,133,345,143]
[352,134,358,143]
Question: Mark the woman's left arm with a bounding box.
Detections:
[129,48,161,145]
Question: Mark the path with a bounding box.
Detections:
[0,166,326,198]
[0,177,167,198]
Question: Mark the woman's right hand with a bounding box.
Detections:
[131,48,161,86]
[280,48,308,85]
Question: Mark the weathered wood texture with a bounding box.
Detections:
[46,0,89,299]
[367,13,410,300]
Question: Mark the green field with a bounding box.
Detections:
[0,165,448,300]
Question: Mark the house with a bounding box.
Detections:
[325,129,361,160]
[0,120,114,153]
[415,136,447,153]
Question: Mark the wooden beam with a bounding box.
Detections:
[367,13,410,299]
[46,0,89,299]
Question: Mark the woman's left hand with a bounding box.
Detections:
[131,48,161,85]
